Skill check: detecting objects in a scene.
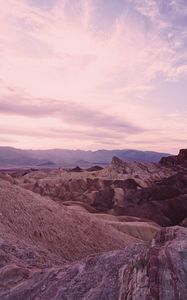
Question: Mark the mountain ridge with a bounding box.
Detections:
[0,146,171,168]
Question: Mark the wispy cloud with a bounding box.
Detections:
[1,0,186,98]
[0,0,186,151]
[0,94,142,133]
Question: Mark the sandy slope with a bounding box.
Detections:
[0,180,139,264]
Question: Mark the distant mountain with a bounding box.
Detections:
[0,146,171,168]
[0,147,40,168]
[37,161,57,167]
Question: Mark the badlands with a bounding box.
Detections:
[0,149,187,299]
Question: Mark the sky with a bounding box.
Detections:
[0,0,187,153]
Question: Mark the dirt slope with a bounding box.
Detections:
[0,180,139,264]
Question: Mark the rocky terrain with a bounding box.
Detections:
[1,226,186,300]
[12,155,185,226]
[160,148,187,168]
[0,149,187,299]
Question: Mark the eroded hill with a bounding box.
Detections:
[0,149,187,299]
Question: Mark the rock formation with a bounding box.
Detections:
[0,149,187,299]
[13,157,187,226]
[160,149,187,168]
[0,226,186,300]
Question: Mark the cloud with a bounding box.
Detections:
[0,120,131,150]
[0,95,142,134]
[0,0,186,101]
[28,0,59,10]
[0,136,16,143]
[0,125,121,140]
[0,0,186,151]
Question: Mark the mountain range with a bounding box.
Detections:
[0,146,171,168]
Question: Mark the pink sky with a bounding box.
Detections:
[0,0,187,153]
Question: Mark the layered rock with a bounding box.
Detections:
[14,164,187,226]
[112,171,187,226]
[160,149,187,168]
[0,226,186,300]
[0,150,187,299]
[3,151,187,228]
[105,156,175,186]
[0,180,139,264]
[15,172,142,212]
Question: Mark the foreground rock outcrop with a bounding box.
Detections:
[0,226,186,299]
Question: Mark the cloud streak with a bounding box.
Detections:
[0,0,186,152]
[1,0,186,98]
[0,95,142,134]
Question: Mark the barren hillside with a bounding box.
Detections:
[0,150,187,299]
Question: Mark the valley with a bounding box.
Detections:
[0,149,187,299]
